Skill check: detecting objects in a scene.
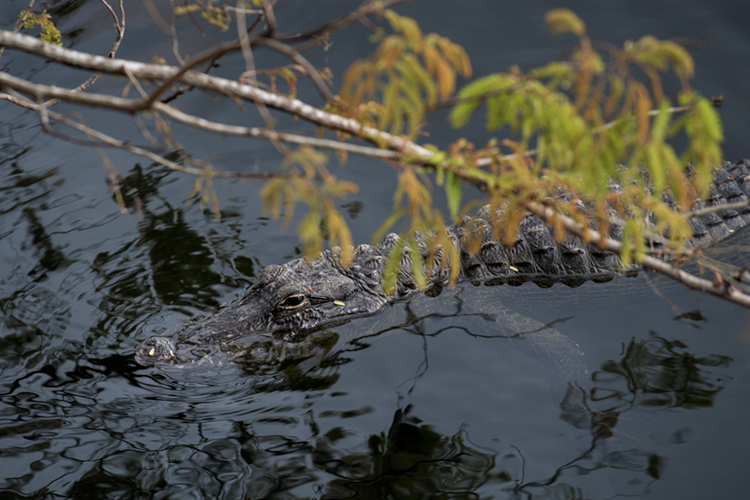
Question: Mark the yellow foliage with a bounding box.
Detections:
[544,9,585,37]
[196,7,723,287]
[19,9,62,46]
[173,4,202,16]
[437,9,723,273]
[338,10,471,137]
[260,148,359,265]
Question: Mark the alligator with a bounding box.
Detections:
[135,159,750,368]
[134,159,750,448]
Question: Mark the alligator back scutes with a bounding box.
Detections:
[404,160,750,289]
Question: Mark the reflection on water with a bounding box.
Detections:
[0,277,736,499]
[596,334,732,410]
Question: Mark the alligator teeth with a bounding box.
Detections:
[334,300,345,306]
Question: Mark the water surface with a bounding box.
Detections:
[1,1,749,499]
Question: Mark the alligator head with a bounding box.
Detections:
[135,243,394,365]
[227,244,391,337]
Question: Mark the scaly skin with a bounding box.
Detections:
[135,159,750,368]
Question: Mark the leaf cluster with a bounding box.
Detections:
[337,10,471,138]
[444,9,723,266]
[374,164,461,294]
[19,9,61,46]
[260,147,359,264]
[271,8,724,290]
[6,2,731,297]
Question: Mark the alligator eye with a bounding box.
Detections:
[279,294,306,309]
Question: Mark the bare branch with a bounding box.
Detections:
[0,31,436,159]
[0,91,38,109]
[0,71,400,162]
[223,5,263,15]
[154,103,402,161]
[100,0,126,58]
[140,0,171,34]
[167,0,185,65]
[236,4,287,157]
[687,199,750,218]
[282,0,412,53]
[0,71,142,111]
[254,37,335,103]
[261,0,278,35]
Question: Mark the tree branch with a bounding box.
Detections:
[0,71,401,162]
[687,199,750,218]
[0,30,436,159]
[261,0,278,35]
[155,103,402,161]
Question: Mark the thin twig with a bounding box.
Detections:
[44,0,126,108]
[100,0,126,58]
[140,0,171,34]
[160,9,265,105]
[236,2,287,156]
[641,273,682,314]
[0,0,35,63]
[141,38,244,109]
[282,0,412,53]
[254,37,335,103]
[123,67,149,98]
[261,0,277,35]
[687,199,750,218]
[167,0,184,65]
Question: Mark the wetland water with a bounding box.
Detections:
[1,1,749,498]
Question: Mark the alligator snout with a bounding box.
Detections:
[134,336,180,365]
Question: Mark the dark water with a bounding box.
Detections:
[1,1,750,498]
